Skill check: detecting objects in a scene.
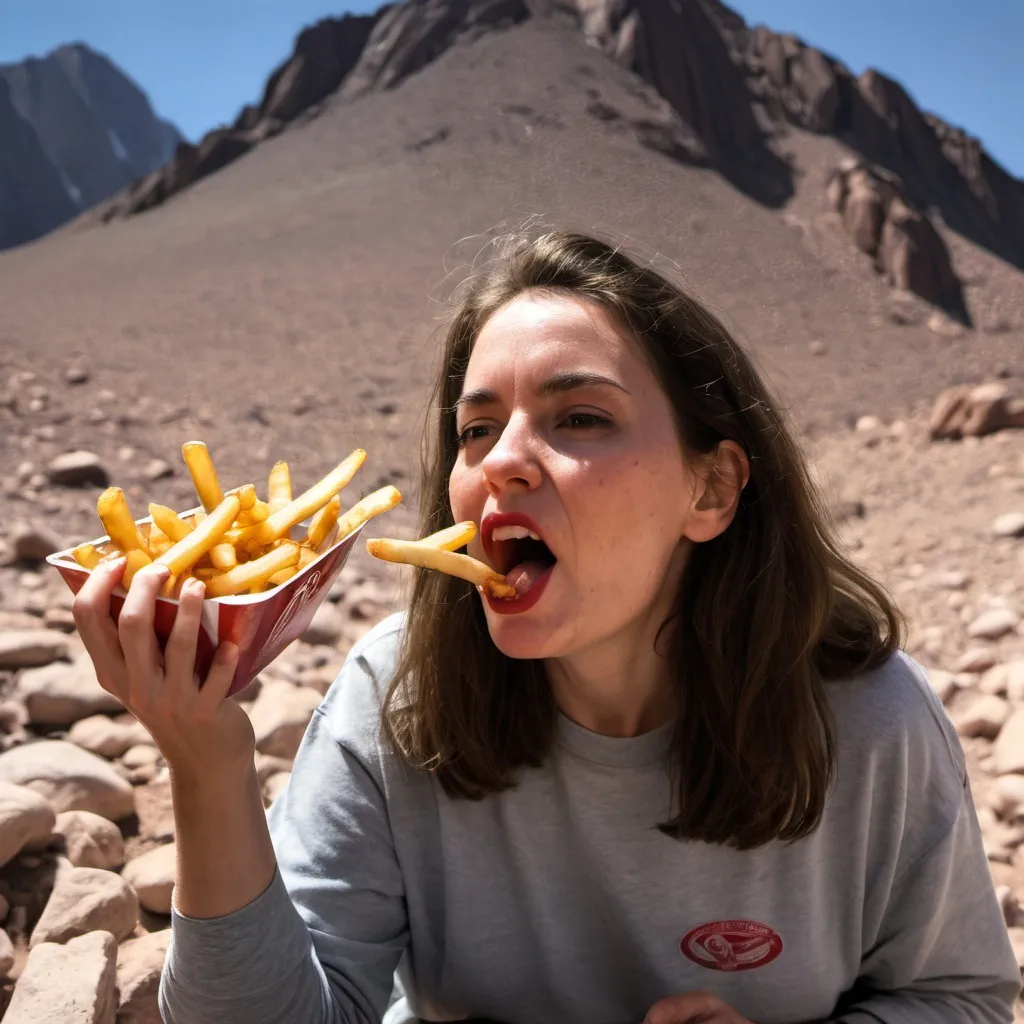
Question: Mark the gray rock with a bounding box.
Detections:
[141,458,173,481]
[64,366,89,385]
[12,521,62,562]
[0,629,70,669]
[47,451,109,488]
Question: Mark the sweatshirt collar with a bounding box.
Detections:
[555,712,675,768]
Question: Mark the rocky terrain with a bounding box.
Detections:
[0,0,1021,1018]
[0,43,181,250]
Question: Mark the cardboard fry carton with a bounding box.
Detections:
[47,507,361,697]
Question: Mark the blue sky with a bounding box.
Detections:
[3,0,1021,178]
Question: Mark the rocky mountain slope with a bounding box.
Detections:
[0,43,181,250]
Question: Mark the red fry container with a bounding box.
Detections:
[47,507,362,698]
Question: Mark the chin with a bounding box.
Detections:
[481,613,566,661]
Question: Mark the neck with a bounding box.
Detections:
[545,625,677,738]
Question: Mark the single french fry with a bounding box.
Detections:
[366,537,515,599]
[235,499,270,527]
[266,564,299,587]
[182,441,224,513]
[122,548,153,589]
[97,488,149,555]
[204,542,301,598]
[148,521,168,546]
[332,485,402,544]
[421,521,477,551]
[72,543,102,569]
[228,483,256,511]
[268,461,292,509]
[192,511,207,526]
[160,574,180,598]
[307,495,341,551]
[298,546,318,570]
[210,543,238,570]
[149,536,173,557]
[149,504,193,543]
[154,494,241,577]
[247,449,367,549]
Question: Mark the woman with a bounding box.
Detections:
[73,230,1019,1024]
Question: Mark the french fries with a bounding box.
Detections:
[365,535,516,599]
[70,440,400,600]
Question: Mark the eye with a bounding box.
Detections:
[456,424,493,448]
[561,412,612,430]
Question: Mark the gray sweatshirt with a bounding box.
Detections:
[159,612,1021,1024]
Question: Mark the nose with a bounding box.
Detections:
[480,412,543,497]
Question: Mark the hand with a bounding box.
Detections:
[72,558,254,777]
[644,992,754,1024]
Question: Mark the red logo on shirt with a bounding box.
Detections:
[680,920,783,972]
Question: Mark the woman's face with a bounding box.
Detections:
[448,292,707,662]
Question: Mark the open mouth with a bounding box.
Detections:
[489,523,557,597]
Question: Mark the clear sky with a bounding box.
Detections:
[3,0,1021,179]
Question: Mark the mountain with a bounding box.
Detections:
[0,42,182,249]
[85,0,1024,281]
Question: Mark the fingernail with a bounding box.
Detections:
[154,565,171,580]
[190,578,206,597]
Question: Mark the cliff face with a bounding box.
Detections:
[0,43,181,250]
[41,1,1024,276]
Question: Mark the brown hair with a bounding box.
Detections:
[383,229,904,850]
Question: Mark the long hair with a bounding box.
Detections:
[382,229,904,850]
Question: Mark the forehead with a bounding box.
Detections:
[466,293,637,378]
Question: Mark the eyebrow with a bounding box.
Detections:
[454,371,630,411]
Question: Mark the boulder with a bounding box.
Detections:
[116,929,171,1024]
[46,451,109,488]
[0,781,57,866]
[6,930,118,1022]
[18,659,123,727]
[68,715,150,759]
[248,681,322,760]
[32,864,138,946]
[52,810,125,870]
[0,740,135,820]
[122,843,176,915]
[0,629,70,669]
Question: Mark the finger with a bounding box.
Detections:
[645,992,723,1024]
[72,558,131,698]
[163,578,206,690]
[195,641,240,713]
[117,562,171,690]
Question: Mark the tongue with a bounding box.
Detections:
[506,560,550,597]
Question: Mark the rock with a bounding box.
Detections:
[0,891,9,921]
[11,521,61,562]
[264,771,291,805]
[116,929,171,1024]
[46,451,109,488]
[6,930,118,1021]
[43,606,78,632]
[937,570,971,590]
[18,660,123,727]
[994,512,1024,539]
[855,415,882,432]
[0,629,70,669]
[808,340,827,356]
[301,601,344,646]
[995,710,1024,775]
[980,664,1010,696]
[254,752,293,786]
[122,843,175,915]
[52,810,125,870]
[992,776,1024,821]
[0,781,57,866]
[955,695,1010,740]
[955,647,998,674]
[248,681,322,760]
[0,740,135,820]
[64,366,90,385]
[929,384,1024,441]
[141,458,173,482]
[121,745,159,770]
[1006,662,1024,703]
[926,668,958,704]
[1007,927,1024,972]
[67,715,150,759]
[967,608,1020,641]
[32,864,138,946]
[0,926,13,977]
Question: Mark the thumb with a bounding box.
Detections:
[645,991,722,1024]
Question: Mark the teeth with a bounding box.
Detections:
[492,525,542,542]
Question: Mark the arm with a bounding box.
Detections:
[831,776,1020,1024]
[159,634,409,1024]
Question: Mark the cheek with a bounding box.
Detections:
[448,463,481,521]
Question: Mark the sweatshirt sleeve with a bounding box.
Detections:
[158,622,409,1024]
[832,773,1021,1023]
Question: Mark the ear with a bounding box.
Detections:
[682,441,750,544]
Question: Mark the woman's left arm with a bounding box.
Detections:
[822,774,1020,1024]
